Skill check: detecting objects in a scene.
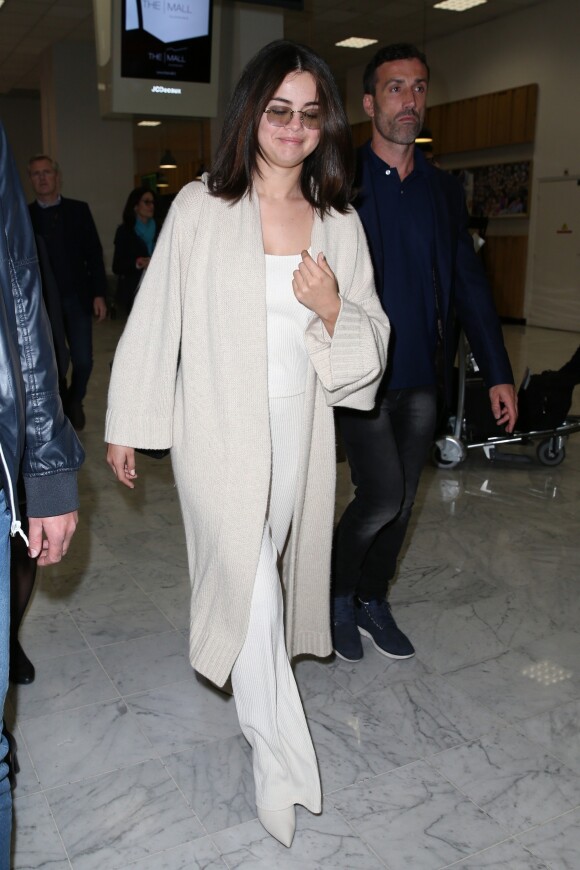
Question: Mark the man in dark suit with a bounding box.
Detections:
[28,155,107,430]
[332,44,518,663]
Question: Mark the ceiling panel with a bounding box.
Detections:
[0,0,548,97]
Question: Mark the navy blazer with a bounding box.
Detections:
[355,143,514,400]
[29,196,108,314]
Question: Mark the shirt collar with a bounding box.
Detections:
[36,195,62,209]
[365,140,429,179]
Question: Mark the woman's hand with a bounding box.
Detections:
[293,251,341,336]
[106,444,138,489]
[136,256,151,270]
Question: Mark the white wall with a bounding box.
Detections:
[210,3,283,158]
[0,93,43,192]
[345,0,579,321]
[40,41,134,274]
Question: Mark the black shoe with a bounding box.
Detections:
[66,401,86,431]
[10,640,35,684]
[332,595,363,662]
[1,722,20,789]
[356,597,415,659]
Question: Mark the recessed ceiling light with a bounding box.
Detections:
[434,0,487,10]
[335,37,378,49]
[138,120,162,127]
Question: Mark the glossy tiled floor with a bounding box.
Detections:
[6,320,580,869]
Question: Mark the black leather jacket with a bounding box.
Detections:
[0,121,84,530]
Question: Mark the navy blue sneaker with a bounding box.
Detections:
[332,595,363,662]
[356,598,415,659]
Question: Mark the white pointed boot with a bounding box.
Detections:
[257,805,296,848]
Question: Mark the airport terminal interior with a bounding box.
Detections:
[2,0,580,868]
[5,322,580,869]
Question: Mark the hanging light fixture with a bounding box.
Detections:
[159,149,177,169]
[156,172,169,189]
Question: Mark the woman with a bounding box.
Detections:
[112,186,158,315]
[106,40,390,848]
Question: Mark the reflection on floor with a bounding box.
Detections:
[7,320,580,869]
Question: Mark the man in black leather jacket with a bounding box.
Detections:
[0,120,84,866]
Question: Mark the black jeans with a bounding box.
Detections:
[61,295,94,403]
[333,386,437,600]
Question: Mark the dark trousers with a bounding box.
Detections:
[61,296,93,403]
[332,386,437,601]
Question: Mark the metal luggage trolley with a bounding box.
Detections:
[432,331,580,469]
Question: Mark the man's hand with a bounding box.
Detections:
[489,383,518,433]
[107,444,138,489]
[28,512,78,565]
[93,296,107,321]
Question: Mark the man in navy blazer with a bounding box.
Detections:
[28,156,107,430]
[332,44,517,663]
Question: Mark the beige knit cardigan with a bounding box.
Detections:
[106,179,390,687]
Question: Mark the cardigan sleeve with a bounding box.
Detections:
[304,212,390,411]
[105,183,202,449]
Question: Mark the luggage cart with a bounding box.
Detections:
[432,332,580,469]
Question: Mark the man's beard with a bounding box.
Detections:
[375,108,423,146]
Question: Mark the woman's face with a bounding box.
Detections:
[135,193,155,223]
[257,71,321,172]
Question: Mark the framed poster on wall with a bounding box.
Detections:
[453,161,531,218]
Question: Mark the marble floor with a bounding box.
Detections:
[6,319,580,870]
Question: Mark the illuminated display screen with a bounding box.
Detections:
[121,0,212,83]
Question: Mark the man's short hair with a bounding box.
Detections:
[363,43,430,96]
[27,154,59,174]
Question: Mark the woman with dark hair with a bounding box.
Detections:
[112,186,158,314]
[106,40,389,847]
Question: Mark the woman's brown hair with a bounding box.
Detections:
[208,40,354,215]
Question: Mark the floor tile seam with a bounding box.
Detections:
[19,702,162,790]
[119,677,209,704]
[150,727,246,760]
[66,605,184,650]
[423,713,550,759]
[300,677,380,709]
[65,589,173,623]
[429,665,538,721]
[423,756,523,837]
[350,669,507,743]
[437,646,519,677]
[157,753,215,837]
[103,673,199,701]
[15,686,123,724]
[28,755,170,799]
[512,803,580,838]
[112,837,228,870]
[322,759,423,800]
[425,754,580,837]
[329,803,393,868]
[11,723,43,796]
[16,692,139,726]
[437,834,540,868]
[89,626,184,656]
[35,788,75,867]
[309,659,362,700]
[507,719,580,776]
[205,829,250,869]
[54,643,123,701]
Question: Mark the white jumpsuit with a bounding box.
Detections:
[231,253,322,814]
